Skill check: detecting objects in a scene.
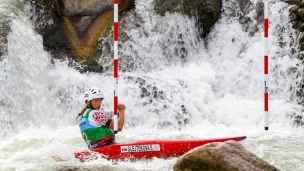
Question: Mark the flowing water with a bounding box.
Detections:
[0,0,304,170]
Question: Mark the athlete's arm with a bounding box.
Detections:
[109,103,125,131]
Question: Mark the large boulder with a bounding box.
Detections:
[174,140,279,171]
[154,0,222,37]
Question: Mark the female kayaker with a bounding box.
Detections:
[76,87,125,149]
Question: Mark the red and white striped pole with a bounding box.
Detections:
[264,0,269,131]
[113,0,119,133]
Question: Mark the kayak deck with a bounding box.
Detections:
[74,136,246,162]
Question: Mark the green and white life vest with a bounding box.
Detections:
[79,109,114,146]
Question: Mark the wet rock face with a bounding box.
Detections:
[174,140,279,171]
[236,0,264,36]
[284,0,304,42]
[284,0,304,119]
[58,0,113,16]
[282,0,301,5]
[28,0,71,61]
[154,0,222,38]
[27,0,134,73]
[0,16,11,58]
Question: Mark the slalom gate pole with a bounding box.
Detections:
[264,0,269,131]
[114,0,119,133]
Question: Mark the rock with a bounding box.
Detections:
[293,114,304,126]
[298,8,304,20]
[289,5,299,13]
[292,21,301,30]
[154,0,222,37]
[173,140,279,171]
[27,0,71,58]
[0,36,6,57]
[58,0,113,16]
[290,12,299,21]
[299,32,304,43]
[281,0,301,5]
[300,22,304,31]
[301,42,304,51]
[28,0,134,73]
[239,0,263,36]
[0,16,11,58]
[300,0,304,7]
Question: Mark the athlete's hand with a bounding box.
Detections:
[118,103,126,111]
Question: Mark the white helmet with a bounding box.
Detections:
[84,87,104,101]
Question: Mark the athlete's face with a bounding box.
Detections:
[90,98,103,110]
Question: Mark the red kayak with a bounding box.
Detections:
[74,136,246,162]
